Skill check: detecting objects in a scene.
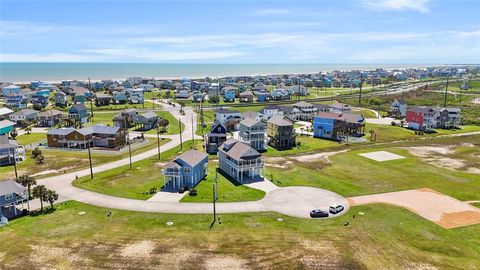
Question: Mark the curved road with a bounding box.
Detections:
[37,100,348,218]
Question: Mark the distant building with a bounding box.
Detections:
[214,108,242,131]
[55,91,68,107]
[238,118,267,151]
[239,91,254,103]
[68,104,89,124]
[162,149,209,190]
[391,99,407,118]
[204,122,228,154]
[267,116,296,150]
[8,109,38,123]
[293,101,317,121]
[0,180,29,219]
[47,124,127,149]
[0,120,15,136]
[134,111,158,130]
[95,94,112,106]
[5,94,28,109]
[2,85,21,96]
[406,106,439,132]
[36,109,64,127]
[113,109,137,128]
[313,112,365,141]
[217,139,264,183]
[0,135,25,166]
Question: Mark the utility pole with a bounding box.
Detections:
[179,117,183,150]
[87,140,93,179]
[128,133,132,170]
[191,115,194,145]
[358,75,363,104]
[88,77,94,122]
[200,103,205,135]
[13,151,18,180]
[157,126,161,160]
[444,76,449,107]
[212,183,216,226]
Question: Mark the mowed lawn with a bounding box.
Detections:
[265,134,480,201]
[0,138,170,181]
[0,201,479,269]
[72,139,195,200]
[15,132,46,145]
[181,164,265,203]
[144,111,185,135]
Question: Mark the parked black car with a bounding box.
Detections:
[310,209,329,218]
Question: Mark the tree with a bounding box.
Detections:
[31,147,42,158]
[209,96,219,104]
[157,118,169,133]
[10,128,18,139]
[32,185,48,211]
[16,174,37,199]
[44,190,59,210]
[36,154,45,164]
[165,90,171,99]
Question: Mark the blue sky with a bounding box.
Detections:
[0,0,479,63]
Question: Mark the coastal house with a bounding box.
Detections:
[259,105,284,121]
[0,120,15,136]
[217,139,264,183]
[242,111,263,123]
[126,88,145,104]
[313,112,365,141]
[204,122,228,154]
[8,109,38,124]
[191,91,205,103]
[55,91,68,107]
[2,85,21,96]
[266,116,296,150]
[293,101,317,121]
[390,99,407,118]
[406,106,438,132]
[238,118,267,151]
[30,92,49,110]
[112,91,127,104]
[36,109,64,127]
[68,104,89,124]
[271,88,290,101]
[134,111,158,130]
[223,89,236,102]
[328,103,351,114]
[74,93,86,104]
[176,89,190,99]
[214,108,242,131]
[47,124,127,149]
[0,108,14,120]
[113,109,137,128]
[253,90,270,102]
[0,135,25,166]
[161,149,208,190]
[95,94,112,106]
[437,108,461,129]
[0,180,29,219]
[239,91,254,103]
[5,93,28,109]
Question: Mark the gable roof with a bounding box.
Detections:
[220,139,261,160]
[47,128,76,136]
[9,109,38,117]
[0,180,26,196]
[70,104,87,111]
[79,124,121,135]
[316,112,364,124]
[240,117,260,128]
[242,111,259,120]
[38,109,63,117]
[0,108,14,116]
[176,149,208,167]
[215,108,240,114]
[267,115,293,126]
[0,119,15,129]
[0,134,16,149]
[138,111,158,119]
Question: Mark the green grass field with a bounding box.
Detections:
[180,165,265,203]
[72,140,196,200]
[265,134,480,201]
[14,133,46,145]
[0,201,479,269]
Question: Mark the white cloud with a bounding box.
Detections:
[363,0,431,13]
[82,48,245,61]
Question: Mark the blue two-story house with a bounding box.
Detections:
[204,122,228,154]
[223,89,236,102]
[313,112,365,141]
[68,104,89,124]
[161,149,209,191]
[31,92,50,110]
[253,90,270,102]
[2,85,21,96]
[0,180,29,220]
[6,94,28,109]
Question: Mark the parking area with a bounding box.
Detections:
[348,188,480,229]
[359,150,406,162]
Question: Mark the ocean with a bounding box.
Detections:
[0,63,430,83]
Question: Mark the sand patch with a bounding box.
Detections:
[405,146,453,157]
[154,162,167,168]
[466,167,480,174]
[204,255,250,270]
[359,151,405,162]
[438,210,480,229]
[403,262,439,270]
[0,252,5,263]
[299,240,343,269]
[472,98,480,105]
[294,149,349,163]
[120,240,155,258]
[404,146,469,170]
[29,244,80,266]
[265,157,293,168]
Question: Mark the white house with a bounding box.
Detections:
[8,109,38,123]
[217,139,264,183]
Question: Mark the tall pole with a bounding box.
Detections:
[157,127,161,160]
[444,76,449,107]
[358,75,363,104]
[88,77,94,122]
[128,132,132,170]
[87,140,93,179]
[13,151,18,180]
[212,183,216,225]
[179,117,183,150]
[191,115,194,144]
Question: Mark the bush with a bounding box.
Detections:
[189,188,197,196]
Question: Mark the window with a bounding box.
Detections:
[184,167,191,173]
[5,193,13,200]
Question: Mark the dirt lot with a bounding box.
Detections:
[348,188,480,229]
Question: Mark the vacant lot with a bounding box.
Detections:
[0,201,479,269]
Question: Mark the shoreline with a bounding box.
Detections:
[2,63,475,84]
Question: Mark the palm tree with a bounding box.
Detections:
[31,147,42,158]
[16,174,37,199]
[45,190,59,210]
[36,154,46,164]
[32,185,48,211]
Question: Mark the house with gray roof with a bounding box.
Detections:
[47,124,127,149]
[8,109,38,123]
[134,111,158,131]
[36,109,64,127]
[161,149,209,191]
[218,139,264,183]
[0,180,29,220]
[266,116,296,150]
[238,117,267,151]
[0,135,26,166]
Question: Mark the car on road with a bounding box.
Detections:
[310,209,329,218]
[329,204,344,214]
